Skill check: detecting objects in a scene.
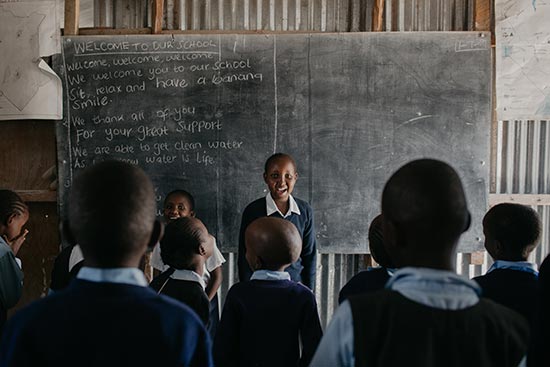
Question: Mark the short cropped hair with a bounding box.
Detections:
[483,203,541,258]
[0,190,28,225]
[165,190,195,211]
[382,159,469,245]
[68,161,156,266]
[264,153,297,173]
[160,217,207,269]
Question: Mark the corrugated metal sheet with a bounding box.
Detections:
[89,0,550,325]
[496,120,550,265]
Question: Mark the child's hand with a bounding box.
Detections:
[3,229,29,256]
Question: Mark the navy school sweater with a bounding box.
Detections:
[238,197,317,290]
[338,267,391,304]
[213,279,323,367]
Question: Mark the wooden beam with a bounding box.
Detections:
[474,0,491,31]
[470,251,485,266]
[372,0,384,32]
[489,194,550,207]
[16,190,57,203]
[64,0,80,35]
[78,27,152,35]
[152,0,164,34]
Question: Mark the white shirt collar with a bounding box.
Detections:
[488,260,539,276]
[77,267,148,287]
[265,193,301,218]
[250,269,291,281]
[386,267,481,310]
[170,269,206,289]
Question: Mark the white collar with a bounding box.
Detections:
[170,269,206,289]
[77,267,148,287]
[265,193,301,218]
[488,260,538,276]
[250,269,291,281]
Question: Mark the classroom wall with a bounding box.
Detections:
[4,0,549,326]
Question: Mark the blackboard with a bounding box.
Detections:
[55,32,491,253]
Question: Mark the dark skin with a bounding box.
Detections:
[245,217,302,272]
[263,156,298,215]
[381,159,470,272]
[0,210,29,256]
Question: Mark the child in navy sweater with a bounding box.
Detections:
[150,217,212,325]
[214,217,322,367]
[338,214,395,304]
[238,153,316,290]
[473,203,541,325]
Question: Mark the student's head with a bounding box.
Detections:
[160,217,211,270]
[163,190,195,222]
[368,214,394,268]
[263,153,298,202]
[0,190,29,241]
[381,159,470,270]
[483,203,541,261]
[68,160,158,268]
[245,217,301,271]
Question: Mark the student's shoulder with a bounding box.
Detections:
[293,197,313,211]
[476,298,530,333]
[243,197,266,213]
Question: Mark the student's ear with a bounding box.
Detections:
[198,243,207,256]
[253,256,264,270]
[190,210,196,218]
[462,211,472,233]
[263,172,268,184]
[5,212,17,226]
[147,220,163,250]
[294,171,299,180]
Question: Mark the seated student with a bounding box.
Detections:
[338,214,395,304]
[151,189,225,336]
[150,217,212,325]
[49,220,84,293]
[529,254,550,367]
[310,159,529,367]
[214,217,322,367]
[238,153,316,290]
[0,161,212,367]
[473,203,541,325]
[0,190,29,333]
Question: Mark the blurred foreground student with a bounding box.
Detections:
[338,214,395,304]
[473,203,540,325]
[214,217,322,367]
[0,190,28,333]
[529,255,550,367]
[238,153,316,290]
[150,217,212,325]
[0,161,212,367]
[310,159,529,367]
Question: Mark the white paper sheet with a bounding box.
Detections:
[0,1,62,120]
[496,0,550,120]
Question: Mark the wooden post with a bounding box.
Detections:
[474,0,492,32]
[152,0,164,34]
[64,0,80,35]
[372,0,384,32]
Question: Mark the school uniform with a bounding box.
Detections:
[238,194,317,290]
[310,267,529,367]
[49,244,84,292]
[0,267,212,367]
[151,237,225,336]
[528,256,550,367]
[0,236,23,333]
[213,270,323,367]
[150,268,210,325]
[473,260,538,325]
[338,267,393,304]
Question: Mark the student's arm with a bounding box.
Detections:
[300,205,317,290]
[205,266,222,301]
[0,253,23,309]
[238,207,254,282]
[309,301,354,367]
[299,291,323,367]
[213,289,241,367]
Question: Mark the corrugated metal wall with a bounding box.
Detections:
[86,0,550,326]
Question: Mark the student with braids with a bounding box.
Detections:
[0,190,29,333]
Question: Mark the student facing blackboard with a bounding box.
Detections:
[237,153,316,290]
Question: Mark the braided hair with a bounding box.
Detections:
[0,190,28,225]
